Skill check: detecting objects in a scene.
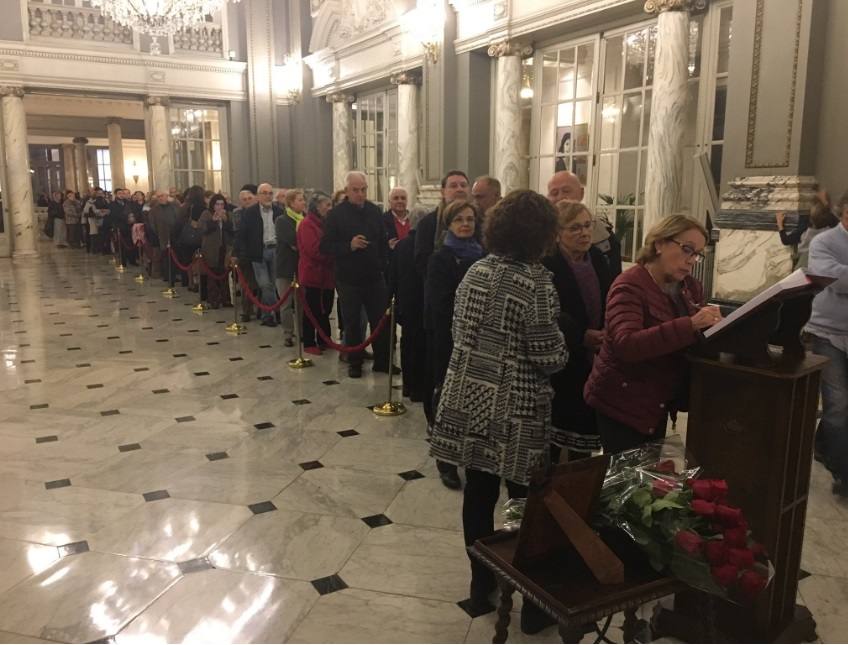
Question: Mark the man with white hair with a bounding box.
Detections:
[382,186,411,251]
[547,170,622,277]
[232,182,283,326]
[232,186,258,321]
[320,171,393,378]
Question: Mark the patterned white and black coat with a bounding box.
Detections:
[429,255,568,485]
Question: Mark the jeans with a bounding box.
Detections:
[811,335,848,480]
[336,279,390,368]
[274,277,295,339]
[302,287,334,348]
[251,247,277,322]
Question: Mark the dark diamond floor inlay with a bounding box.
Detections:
[248,501,277,514]
[254,422,275,430]
[153,389,169,394]
[207,341,220,346]
[194,371,210,376]
[58,541,90,557]
[398,470,425,481]
[337,429,360,438]
[259,344,272,349]
[206,451,228,461]
[45,479,71,490]
[178,557,214,575]
[30,403,48,410]
[143,490,170,502]
[76,363,92,368]
[173,353,188,358]
[24,379,41,384]
[107,336,120,340]
[361,514,393,528]
[36,435,59,444]
[176,416,196,423]
[134,367,149,372]
[257,376,273,381]
[21,359,35,364]
[292,399,311,405]
[87,384,104,389]
[119,350,133,354]
[100,409,120,416]
[457,598,495,618]
[299,460,324,471]
[311,574,348,596]
[220,393,239,400]
[323,380,340,386]
[228,356,243,361]
[118,443,141,452]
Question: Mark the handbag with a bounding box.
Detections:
[178,220,203,249]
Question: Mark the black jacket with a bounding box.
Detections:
[413,209,438,278]
[424,245,479,385]
[390,230,424,328]
[319,199,388,286]
[542,246,613,434]
[234,202,283,263]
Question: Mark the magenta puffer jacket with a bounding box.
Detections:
[297,211,335,289]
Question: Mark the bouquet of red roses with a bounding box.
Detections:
[596,439,772,604]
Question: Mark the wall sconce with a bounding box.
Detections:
[402,0,444,65]
[422,41,440,64]
[276,56,304,104]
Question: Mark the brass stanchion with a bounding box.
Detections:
[162,244,177,298]
[192,252,208,313]
[134,243,145,283]
[288,277,313,369]
[225,264,246,335]
[372,296,405,416]
[116,235,126,273]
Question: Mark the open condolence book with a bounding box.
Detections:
[704,269,835,339]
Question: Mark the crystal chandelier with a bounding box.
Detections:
[90,0,239,55]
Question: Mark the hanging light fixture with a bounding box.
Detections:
[90,0,240,55]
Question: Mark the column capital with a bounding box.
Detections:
[0,85,24,98]
[644,0,706,14]
[326,92,354,104]
[390,70,422,86]
[487,40,533,58]
[72,137,89,145]
[145,95,170,107]
[106,117,122,126]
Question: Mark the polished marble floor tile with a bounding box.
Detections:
[0,537,61,594]
[385,477,464,532]
[798,574,848,643]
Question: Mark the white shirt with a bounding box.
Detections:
[260,205,275,246]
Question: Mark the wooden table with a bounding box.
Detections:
[469,529,687,643]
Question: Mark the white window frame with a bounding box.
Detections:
[352,87,399,207]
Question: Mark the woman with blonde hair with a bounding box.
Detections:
[274,189,306,346]
[584,214,723,453]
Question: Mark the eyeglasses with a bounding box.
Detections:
[564,220,594,234]
[669,239,706,263]
[258,190,274,196]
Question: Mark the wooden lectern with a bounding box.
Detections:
[656,276,830,642]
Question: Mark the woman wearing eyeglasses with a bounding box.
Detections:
[584,214,723,453]
[543,202,613,461]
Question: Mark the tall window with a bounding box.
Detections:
[170,107,223,191]
[95,148,112,192]
[352,89,398,207]
[29,145,63,197]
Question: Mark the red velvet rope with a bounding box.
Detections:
[234,265,293,312]
[198,258,231,281]
[167,245,194,272]
[297,287,390,353]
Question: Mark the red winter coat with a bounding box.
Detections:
[297,212,335,289]
[584,264,704,436]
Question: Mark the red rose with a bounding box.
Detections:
[738,570,768,601]
[750,542,767,559]
[715,504,744,528]
[691,499,716,517]
[704,540,728,565]
[654,459,677,474]
[652,479,674,497]
[711,563,739,588]
[675,530,704,556]
[710,480,729,502]
[690,480,714,501]
[728,547,754,569]
[724,527,747,548]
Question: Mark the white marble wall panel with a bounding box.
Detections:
[713,229,794,302]
[1,88,38,258]
[643,9,689,232]
[61,143,76,192]
[73,137,89,192]
[397,82,419,207]
[106,120,126,189]
[330,98,352,192]
[146,99,172,192]
[492,54,523,194]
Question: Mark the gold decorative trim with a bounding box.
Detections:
[745,0,803,169]
[643,0,706,13]
[486,40,533,58]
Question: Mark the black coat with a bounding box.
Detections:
[390,230,424,328]
[413,209,438,278]
[234,202,283,263]
[319,199,388,286]
[542,247,613,446]
[424,245,479,386]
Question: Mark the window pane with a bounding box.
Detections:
[717,8,732,74]
[540,104,556,156]
[572,155,590,186]
[542,52,559,103]
[597,153,616,202]
[558,48,576,101]
[620,93,642,149]
[538,156,555,193]
[712,80,727,141]
[616,208,636,262]
[641,89,652,146]
[638,149,647,206]
[710,144,723,187]
[576,43,594,99]
[600,96,621,150]
[623,30,646,90]
[617,150,639,201]
[646,25,658,86]
[189,141,204,170]
[603,36,623,94]
[573,100,592,152]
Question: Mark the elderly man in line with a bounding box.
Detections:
[382,187,411,252]
[414,170,471,277]
[232,187,259,322]
[320,171,394,379]
[147,190,178,281]
[547,170,622,277]
[471,175,501,219]
[232,182,283,327]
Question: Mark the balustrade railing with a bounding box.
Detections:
[173,23,224,56]
[28,1,133,45]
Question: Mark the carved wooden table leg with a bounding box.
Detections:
[558,622,584,643]
[493,581,514,644]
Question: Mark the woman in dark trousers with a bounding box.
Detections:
[175,186,207,293]
[584,215,723,453]
[424,201,484,491]
[543,202,612,461]
[297,193,336,354]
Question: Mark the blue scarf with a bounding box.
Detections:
[443,231,483,260]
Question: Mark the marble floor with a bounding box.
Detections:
[0,244,846,644]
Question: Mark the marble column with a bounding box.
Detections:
[1,86,38,258]
[73,137,89,193]
[327,93,353,191]
[146,96,172,191]
[488,41,531,194]
[642,0,699,231]
[106,118,126,189]
[392,71,421,207]
[61,143,76,191]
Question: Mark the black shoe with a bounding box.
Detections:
[348,364,362,378]
[520,602,557,635]
[284,338,294,347]
[439,467,462,490]
[260,318,278,327]
[373,364,401,375]
[240,314,252,323]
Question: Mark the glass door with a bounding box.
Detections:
[352,88,398,207]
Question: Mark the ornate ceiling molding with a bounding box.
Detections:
[643,0,707,13]
[390,70,422,86]
[0,85,24,98]
[486,40,533,58]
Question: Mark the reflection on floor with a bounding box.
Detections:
[0,245,845,643]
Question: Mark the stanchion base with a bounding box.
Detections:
[162,288,178,298]
[192,303,209,314]
[134,274,145,284]
[225,323,246,335]
[288,357,314,369]
[109,258,116,266]
[116,265,126,273]
[372,401,407,417]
